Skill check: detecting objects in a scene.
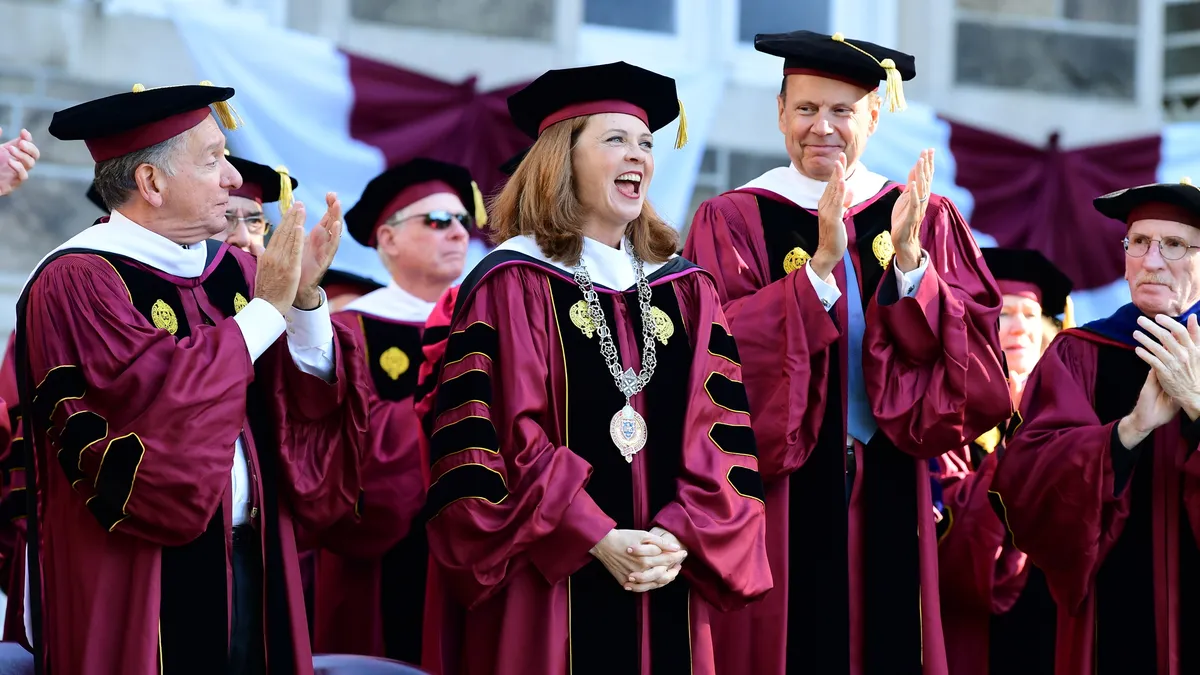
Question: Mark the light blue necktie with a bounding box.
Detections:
[843,249,877,445]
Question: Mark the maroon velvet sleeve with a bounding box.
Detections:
[650,273,772,611]
[25,254,254,545]
[990,335,1129,613]
[864,196,1012,459]
[303,314,425,557]
[258,310,370,534]
[938,451,1028,616]
[682,194,839,481]
[425,267,616,608]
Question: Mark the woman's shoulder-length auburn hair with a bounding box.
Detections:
[488,114,678,265]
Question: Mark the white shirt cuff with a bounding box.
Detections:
[894,250,929,298]
[234,297,287,363]
[805,262,842,311]
[285,287,336,382]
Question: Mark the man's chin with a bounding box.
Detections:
[797,158,835,182]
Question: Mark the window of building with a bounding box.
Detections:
[1164,0,1200,120]
[737,1,831,43]
[583,0,675,33]
[349,0,557,41]
[953,0,1138,100]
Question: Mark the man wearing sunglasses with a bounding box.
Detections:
[993,179,1200,674]
[221,153,297,255]
[303,157,484,664]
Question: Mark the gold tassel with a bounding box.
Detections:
[1183,176,1194,186]
[674,98,688,149]
[1062,295,1075,330]
[199,80,243,131]
[880,59,907,113]
[275,166,294,215]
[132,83,146,93]
[471,180,488,228]
[831,32,907,113]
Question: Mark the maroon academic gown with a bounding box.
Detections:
[422,251,772,675]
[15,243,370,675]
[683,184,1010,675]
[307,308,431,663]
[992,327,1200,675]
[935,434,1056,675]
[0,333,30,648]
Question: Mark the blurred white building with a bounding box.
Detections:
[0,0,1195,337]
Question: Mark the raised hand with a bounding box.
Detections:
[0,128,39,197]
[890,148,934,272]
[810,153,852,280]
[1133,314,1200,419]
[254,201,305,316]
[296,191,343,310]
[1117,368,1180,450]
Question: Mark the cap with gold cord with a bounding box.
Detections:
[49,81,240,162]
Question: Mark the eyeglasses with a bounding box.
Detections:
[225,212,269,236]
[389,210,473,231]
[1123,234,1200,261]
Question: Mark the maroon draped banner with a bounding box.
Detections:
[344,51,531,240]
[946,120,1160,291]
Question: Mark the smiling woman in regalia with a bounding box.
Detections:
[420,62,772,675]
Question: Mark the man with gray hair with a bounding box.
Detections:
[13,82,370,675]
[304,157,478,664]
[993,180,1200,673]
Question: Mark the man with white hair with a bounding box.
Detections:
[994,179,1200,674]
[305,157,478,664]
[14,82,370,675]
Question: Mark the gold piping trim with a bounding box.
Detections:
[430,414,497,439]
[704,372,750,416]
[451,320,497,335]
[937,504,954,545]
[444,351,493,368]
[53,410,108,472]
[707,422,758,459]
[687,589,694,674]
[707,323,741,367]
[988,489,1021,552]
[725,466,765,505]
[32,364,79,401]
[437,400,490,418]
[93,254,133,304]
[431,446,502,474]
[428,463,509,519]
[92,432,146,532]
[440,368,489,385]
[47,393,85,427]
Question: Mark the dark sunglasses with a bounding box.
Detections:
[391,209,473,230]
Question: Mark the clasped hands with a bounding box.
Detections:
[1120,314,1200,448]
[808,149,934,282]
[253,192,343,316]
[590,527,687,592]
